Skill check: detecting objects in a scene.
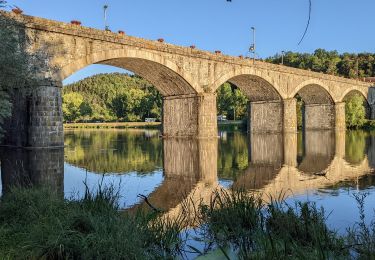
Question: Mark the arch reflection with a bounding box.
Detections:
[130,138,218,212]
[228,129,373,199]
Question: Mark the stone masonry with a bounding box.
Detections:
[0,11,373,148]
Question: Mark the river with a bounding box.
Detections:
[1,128,375,232]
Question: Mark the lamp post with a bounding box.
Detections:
[281,50,285,65]
[249,27,256,63]
[103,4,109,31]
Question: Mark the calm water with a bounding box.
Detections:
[1,128,375,232]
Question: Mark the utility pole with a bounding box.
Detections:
[281,51,285,65]
[249,27,256,63]
[103,4,109,31]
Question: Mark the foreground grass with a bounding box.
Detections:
[0,188,374,259]
[0,187,184,259]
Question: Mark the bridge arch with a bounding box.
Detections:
[339,87,369,103]
[291,80,338,130]
[212,68,285,101]
[58,48,202,95]
[213,68,285,133]
[291,79,335,103]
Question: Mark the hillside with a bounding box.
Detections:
[63,73,162,122]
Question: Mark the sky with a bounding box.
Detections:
[3,0,375,84]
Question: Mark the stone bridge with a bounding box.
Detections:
[0,11,374,148]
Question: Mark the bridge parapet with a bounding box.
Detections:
[1,11,371,89]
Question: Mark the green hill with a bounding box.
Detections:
[63,73,162,122]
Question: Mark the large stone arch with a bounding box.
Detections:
[58,48,202,96]
[292,80,338,130]
[292,79,335,104]
[213,68,286,133]
[341,89,371,119]
[339,87,369,103]
[212,68,285,100]
[289,79,338,102]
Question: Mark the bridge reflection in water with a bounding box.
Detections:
[0,130,374,217]
[0,147,64,194]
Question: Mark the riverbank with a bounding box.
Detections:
[0,187,374,259]
[64,122,161,129]
[64,120,247,130]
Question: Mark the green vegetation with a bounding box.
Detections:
[2,187,375,259]
[64,122,160,129]
[0,9,33,140]
[198,190,347,259]
[0,187,184,259]
[63,74,250,123]
[345,93,367,129]
[64,130,162,174]
[63,73,162,122]
[267,49,375,79]
[216,83,248,120]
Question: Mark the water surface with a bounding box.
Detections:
[1,128,375,231]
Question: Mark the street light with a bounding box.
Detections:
[281,50,285,65]
[249,27,256,62]
[103,4,109,31]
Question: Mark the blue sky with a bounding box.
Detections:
[4,0,375,84]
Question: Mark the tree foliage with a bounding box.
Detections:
[63,73,162,122]
[64,74,250,123]
[216,83,248,120]
[267,49,375,79]
[0,7,34,140]
[345,93,366,129]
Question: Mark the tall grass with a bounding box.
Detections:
[0,186,184,259]
[196,189,348,259]
[0,187,374,259]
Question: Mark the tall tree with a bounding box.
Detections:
[0,5,34,140]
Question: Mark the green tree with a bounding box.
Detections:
[216,83,248,120]
[79,102,93,121]
[63,73,163,122]
[0,5,34,140]
[217,83,234,117]
[345,94,366,129]
[267,49,375,79]
[62,92,84,122]
[231,89,248,120]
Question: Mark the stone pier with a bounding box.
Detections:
[2,84,64,148]
[162,93,217,138]
[283,98,297,133]
[248,101,283,133]
[304,104,335,130]
[335,102,346,131]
